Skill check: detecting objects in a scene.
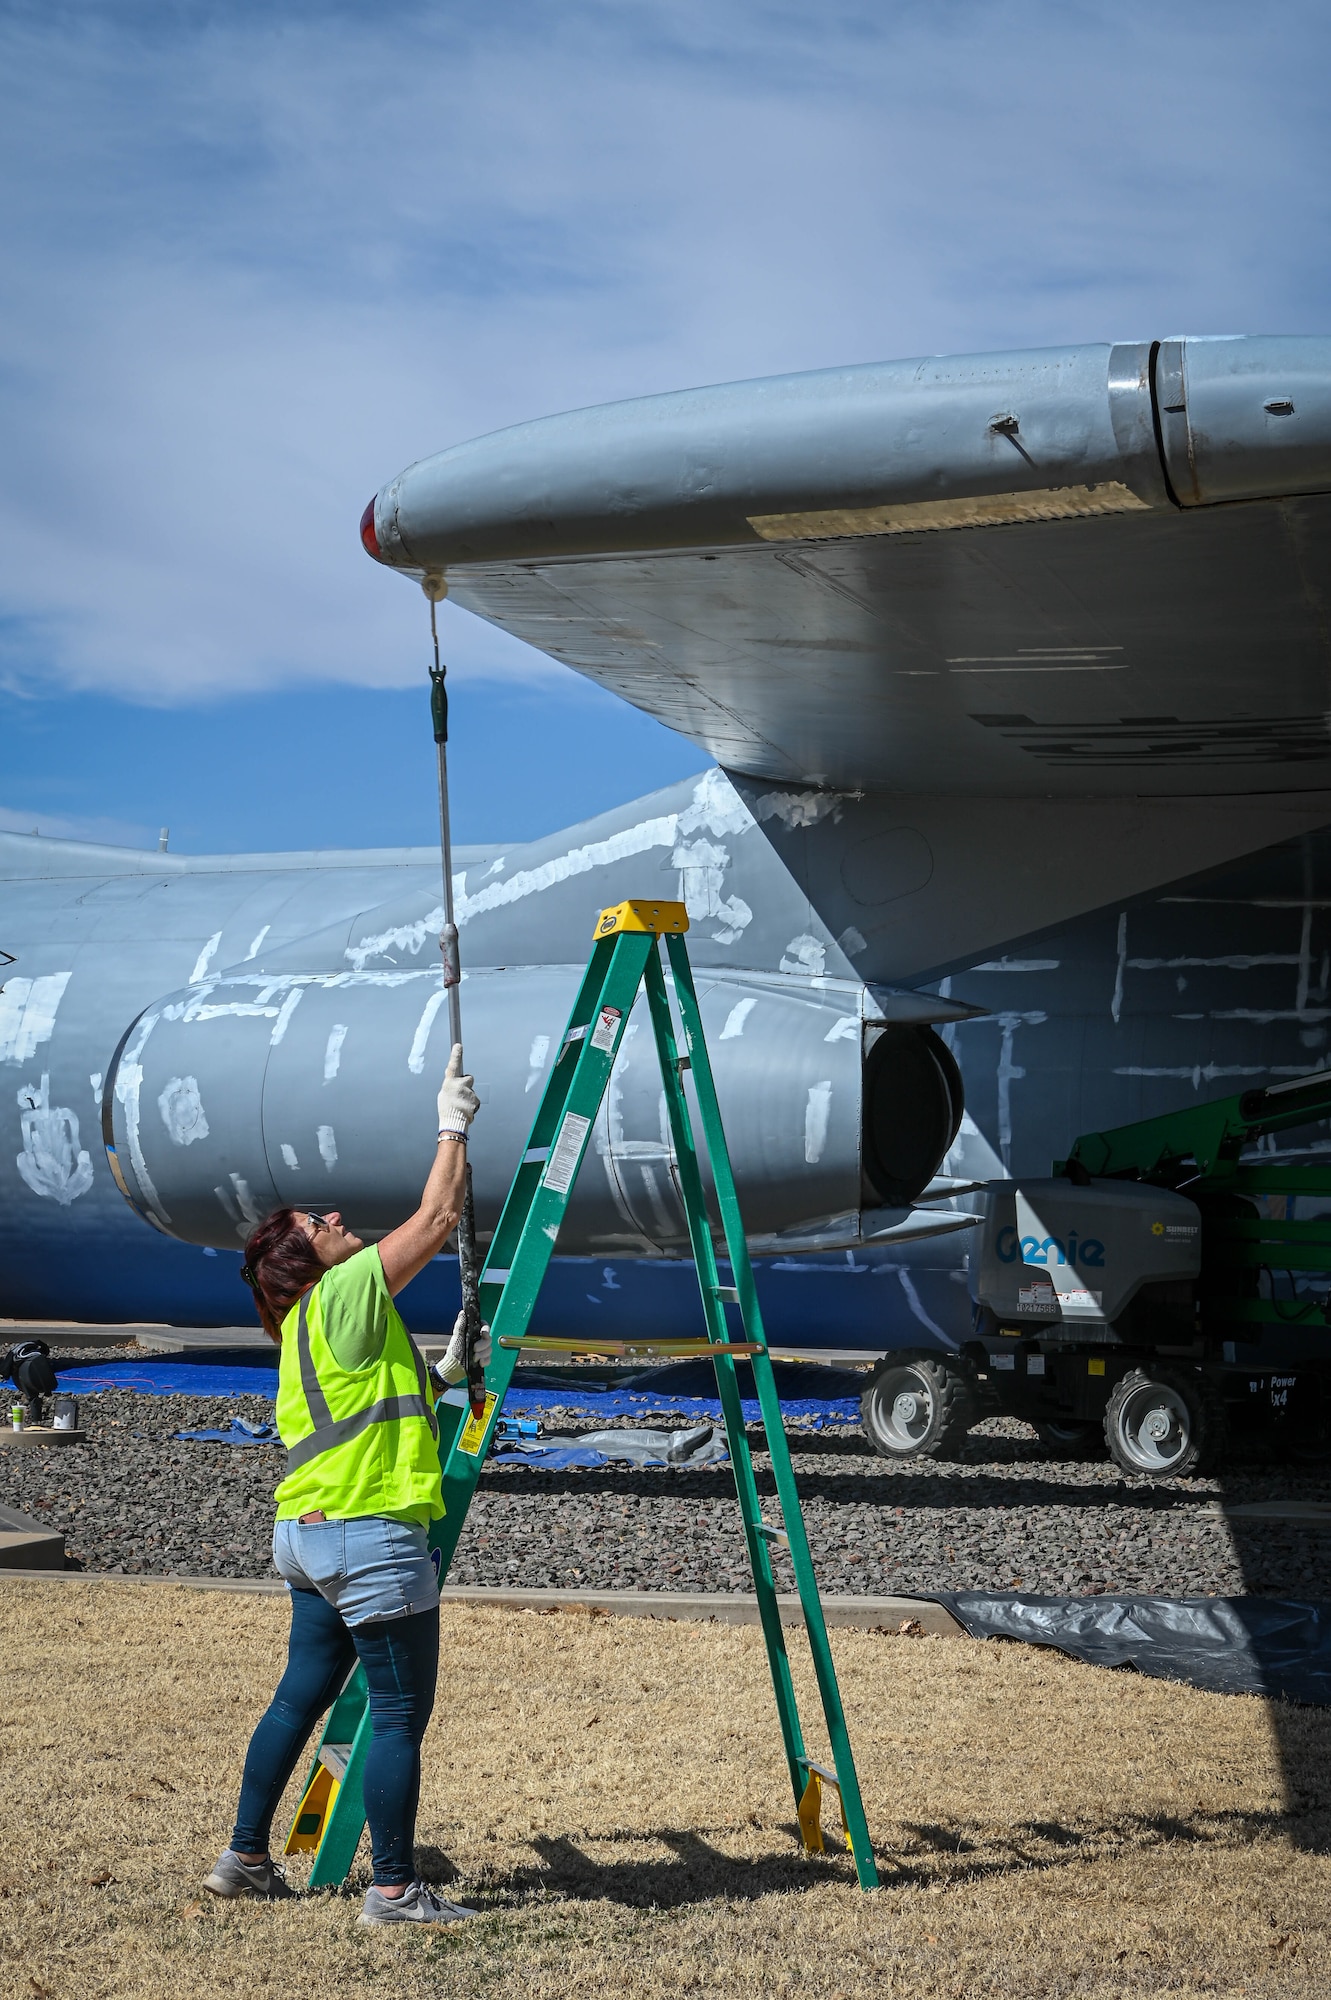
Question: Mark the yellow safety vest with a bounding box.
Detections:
[273,1279,444,1521]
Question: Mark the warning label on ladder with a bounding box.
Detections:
[456,1391,498,1457]
[543,1112,590,1195]
[590,1005,622,1054]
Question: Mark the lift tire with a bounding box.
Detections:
[1103,1365,1228,1478]
[1033,1419,1109,1461]
[861,1354,976,1460]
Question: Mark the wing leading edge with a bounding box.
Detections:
[363,337,1331,803]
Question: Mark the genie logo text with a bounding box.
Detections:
[995,1226,1105,1269]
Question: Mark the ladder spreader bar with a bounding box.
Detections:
[497,1335,762,1357]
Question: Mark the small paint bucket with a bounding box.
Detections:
[51,1396,78,1432]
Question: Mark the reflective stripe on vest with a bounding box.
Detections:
[284,1291,439,1475]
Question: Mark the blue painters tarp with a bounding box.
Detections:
[58,1357,281,1398]
[505,1385,863,1428]
[57,1353,864,1429]
[504,1358,865,1428]
[174,1417,282,1445]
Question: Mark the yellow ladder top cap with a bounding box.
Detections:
[593,899,689,939]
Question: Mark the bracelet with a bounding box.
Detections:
[437,1129,469,1144]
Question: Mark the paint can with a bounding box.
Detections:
[10,1402,24,1431]
[51,1396,78,1432]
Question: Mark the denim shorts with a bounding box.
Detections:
[272,1516,440,1627]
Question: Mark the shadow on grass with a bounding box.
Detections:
[481,1825,852,1907]
[439,1800,1331,1911]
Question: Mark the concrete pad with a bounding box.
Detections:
[1218,1500,1331,1524]
[1,1321,272,1351]
[0,1570,964,1632]
[0,1504,64,1569]
[131,1327,274,1351]
[437,1585,964,1634]
[0,1426,87,1447]
[1,1323,144,1349]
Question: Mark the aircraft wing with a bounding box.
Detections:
[365,337,1331,801]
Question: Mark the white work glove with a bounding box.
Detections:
[436,1310,492,1385]
[437,1044,480,1136]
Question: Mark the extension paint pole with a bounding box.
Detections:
[424,576,486,1420]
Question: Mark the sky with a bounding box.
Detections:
[1,0,1329,852]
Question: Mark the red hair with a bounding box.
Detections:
[241,1208,324,1343]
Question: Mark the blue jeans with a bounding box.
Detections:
[231,1523,441,1885]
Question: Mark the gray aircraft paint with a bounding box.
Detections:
[0,768,972,1324]
[3,789,1331,1339]
[94,767,972,1257]
[6,334,1331,1341]
[106,961,870,1251]
[4,782,1331,1343]
[366,335,1331,982]
[359,328,1331,1348]
[368,338,1331,799]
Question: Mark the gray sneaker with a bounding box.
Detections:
[203,1849,295,1900]
[359,1880,476,1926]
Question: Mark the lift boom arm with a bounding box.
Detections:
[1063,1067,1331,1188]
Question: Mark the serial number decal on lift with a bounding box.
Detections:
[589,1006,622,1055]
[543,1112,591,1195]
[1016,1282,1102,1311]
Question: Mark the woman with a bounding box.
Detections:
[203,1044,487,1926]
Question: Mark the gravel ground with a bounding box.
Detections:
[5,1376,1331,1598]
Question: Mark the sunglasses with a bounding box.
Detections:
[304,1211,333,1235]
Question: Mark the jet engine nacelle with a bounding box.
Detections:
[101,963,962,1255]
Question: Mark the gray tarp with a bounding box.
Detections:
[491,1422,729,1470]
[933,1593,1331,1704]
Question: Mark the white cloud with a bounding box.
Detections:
[0,803,157,848]
[0,2,1328,705]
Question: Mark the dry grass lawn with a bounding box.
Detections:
[2,1580,1330,1998]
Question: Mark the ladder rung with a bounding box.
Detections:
[755,1522,789,1544]
[497,1335,762,1357]
[712,1285,740,1303]
[675,1055,691,1073]
[482,1268,511,1286]
[319,1743,354,1783]
[563,1024,587,1045]
[522,1146,550,1164]
[797,1756,841,1790]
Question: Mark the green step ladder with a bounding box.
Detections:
[284,898,879,1891]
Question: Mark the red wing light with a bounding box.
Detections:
[360,497,381,560]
